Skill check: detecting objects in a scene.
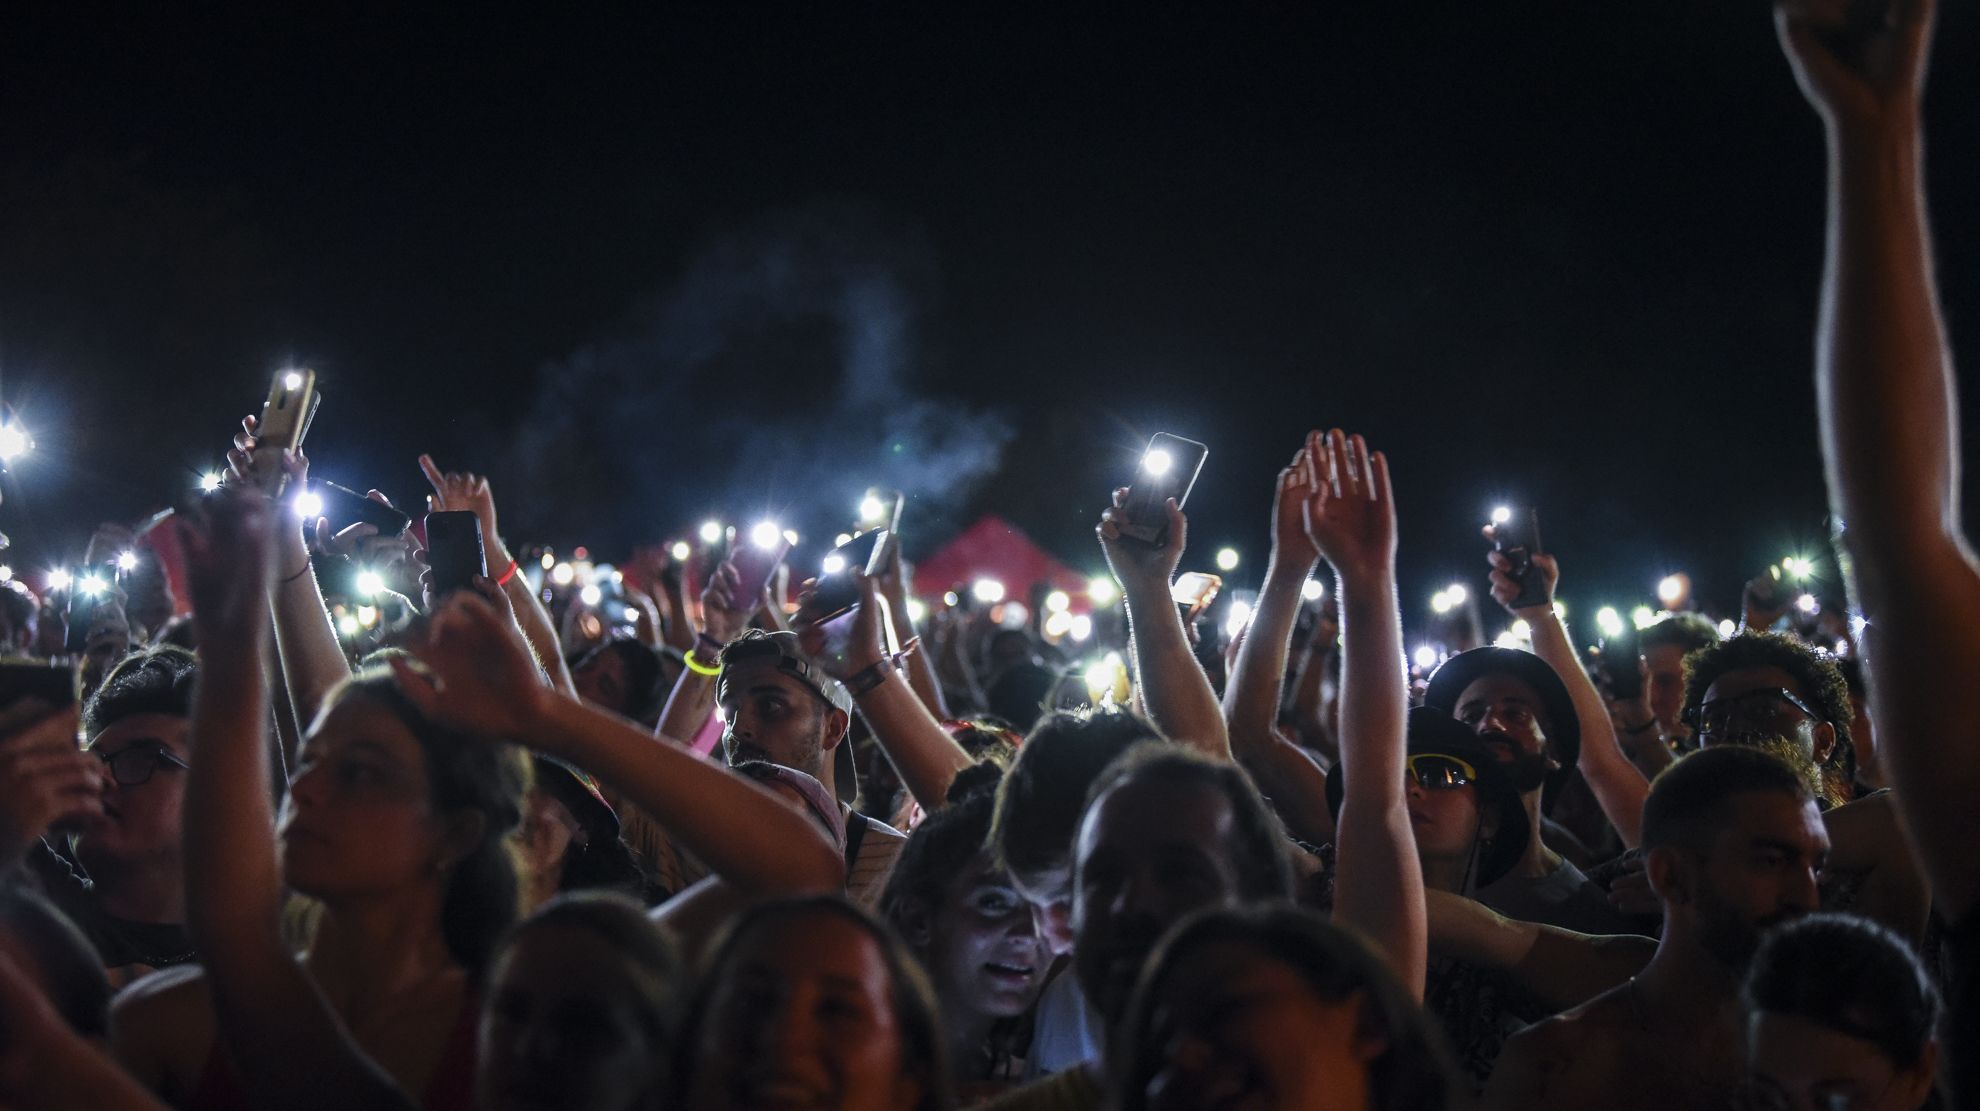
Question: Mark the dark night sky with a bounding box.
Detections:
[1,2,1976,637]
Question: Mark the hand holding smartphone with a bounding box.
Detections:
[252,369,321,482]
[1489,508,1550,611]
[1119,434,1208,546]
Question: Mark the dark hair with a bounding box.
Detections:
[1744,912,1940,1068]
[577,639,665,723]
[82,644,197,740]
[0,886,112,1038]
[1110,906,1457,1111]
[986,663,1057,732]
[1085,745,1295,903]
[673,895,956,1111]
[881,793,999,936]
[988,708,1160,884]
[1642,745,1815,854]
[338,672,531,973]
[494,891,681,1105]
[1681,632,1855,787]
[1639,612,1721,657]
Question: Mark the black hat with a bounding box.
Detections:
[532,754,620,846]
[1422,646,1581,773]
[1325,707,1531,889]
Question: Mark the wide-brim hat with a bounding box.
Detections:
[1422,646,1581,774]
[1325,707,1531,889]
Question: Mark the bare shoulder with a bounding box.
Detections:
[109,964,216,1101]
[1480,988,1631,1111]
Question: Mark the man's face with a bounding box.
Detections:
[1681,791,1828,970]
[1641,644,1689,731]
[1697,666,1836,769]
[717,662,838,784]
[1454,673,1554,791]
[74,713,191,877]
[1071,775,1244,1024]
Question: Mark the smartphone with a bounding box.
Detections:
[0,660,77,713]
[1170,571,1224,621]
[863,491,905,571]
[812,530,888,624]
[318,481,412,537]
[729,534,792,609]
[63,562,120,654]
[1491,508,1549,610]
[423,512,487,599]
[256,369,321,458]
[1120,433,1208,546]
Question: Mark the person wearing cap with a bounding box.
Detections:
[517,755,650,909]
[1427,548,1652,936]
[715,628,908,908]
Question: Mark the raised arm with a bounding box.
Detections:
[1224,441,1336,843]
[1781,0,1978,916]
[177,488,417,1111]
[1097,490,1231,759]
[1305,429,1425,998]
[226,418,351,732]
[394,592,843,900]
[654,559,748,741]
[1486,540,1649,849]
[795,570,973,811]
[419,455,575,698]
[1423,890,1653,1013]
[872,540,950,719]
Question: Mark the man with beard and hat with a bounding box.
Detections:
[1481,745,1826,1111]
[1425,641,1643,935]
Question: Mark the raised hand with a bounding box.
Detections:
[1302,429,1395,585]
[418,454,501,552]
[0,704,99,861]
[1482,527,1559,615]
[699,560,749,646]
[1097,487,1187,595]
[1270,442,1324,572]
[225,414,306,498]
[391,587,553,739]
[1777,0,1934,128]
[793,570,888,680]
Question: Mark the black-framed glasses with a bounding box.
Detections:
[92,744,190,786]
[1689,687,1821,736]
[1406,753,1478,791]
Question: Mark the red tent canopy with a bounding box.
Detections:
[912,516,1092,606]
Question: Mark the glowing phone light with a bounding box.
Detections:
[1491,506,1512,525]
[1142,449,1173,476]
[749,522,781,550]
[116,551,139,572]
[972,579,1006,604]
[199,472,223,493]
[699,521,724,544]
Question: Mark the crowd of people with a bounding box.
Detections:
[0,3,1969,1108]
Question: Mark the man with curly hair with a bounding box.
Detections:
[1680,632,1855,809]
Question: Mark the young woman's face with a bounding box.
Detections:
[278,693,454,899]
[924,855,1049,1020]
[1403,774,1486,868]
[689,911,923,1111]
[478,925,660,1111]
[1138,940,1380,1111]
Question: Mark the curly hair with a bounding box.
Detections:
[82,644,198,740]
[1681,632,1855,795]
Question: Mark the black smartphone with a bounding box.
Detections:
[1491,508,1549,610]
[424,511,487,599]
[63,563,120,654]
[812,530,888,624]
[317,481,412,537]
[256,369,321,459]
[1120,433,1208,546]
[862,491,905,572]
[0,660,77,713]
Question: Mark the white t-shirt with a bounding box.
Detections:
[1024,968,1102,1079]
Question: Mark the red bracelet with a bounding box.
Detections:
[495,558,521,587]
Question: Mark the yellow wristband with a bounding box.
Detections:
[683,649,721,677]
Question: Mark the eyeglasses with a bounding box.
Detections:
[1689,687,1821,737]
[92,743,190,786]
[1406,753,1478,791]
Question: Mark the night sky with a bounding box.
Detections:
[2,2,1976,636]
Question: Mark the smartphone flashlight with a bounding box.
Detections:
[670,541,691,561]
[1491,506,1512,525]
[749,521,782,550]
[116,551,139,572]
[972,579,1006,604]
[1142,449,1173,476]
[699,521,724,544]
